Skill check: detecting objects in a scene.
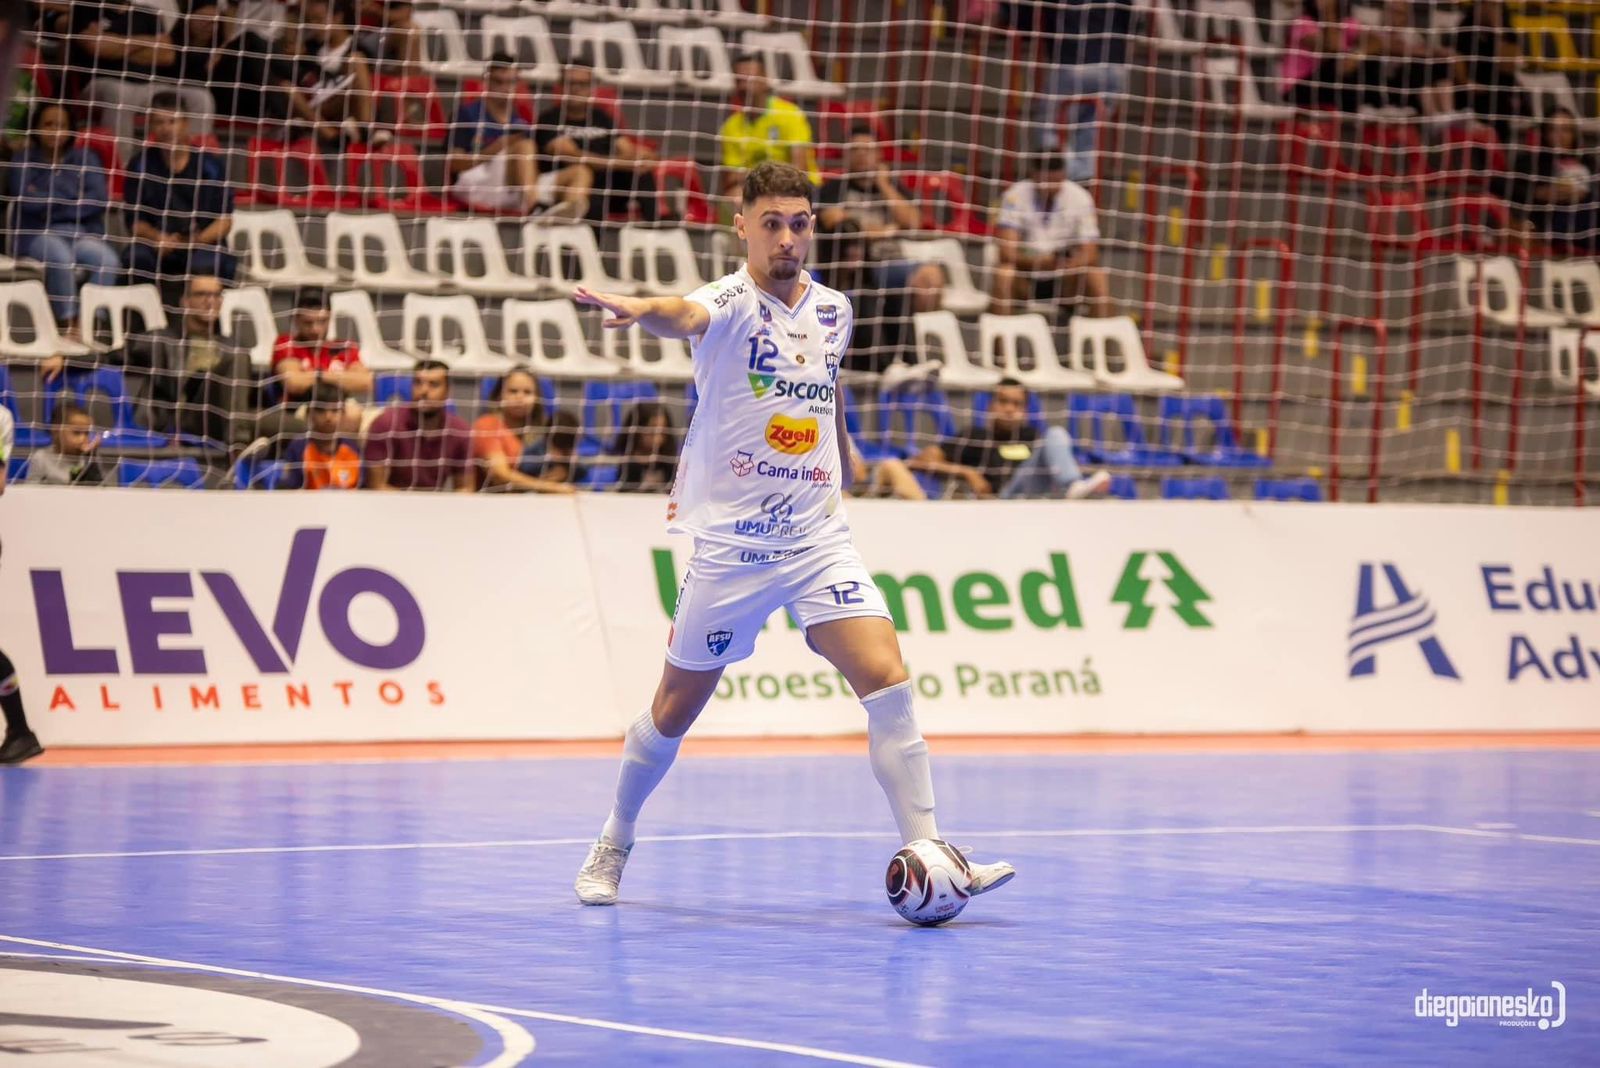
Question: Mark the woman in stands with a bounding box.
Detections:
[473,369,574,494]
[1504,108,1598,254]
[615,400,679,493]
[9,102,122,342]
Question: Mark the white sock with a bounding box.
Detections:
[862,680,940,844]
[599,709,683,848]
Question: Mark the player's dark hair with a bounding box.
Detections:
[742,161,813,209]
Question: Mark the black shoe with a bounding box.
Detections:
[0,730,43,765]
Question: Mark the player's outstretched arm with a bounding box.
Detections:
[573,287,710,340]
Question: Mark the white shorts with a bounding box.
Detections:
[452,156,558,211]
[665,537,892,670]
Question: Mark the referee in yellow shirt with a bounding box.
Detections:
[719,53,820,212]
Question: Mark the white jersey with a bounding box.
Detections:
[671,265,853,550]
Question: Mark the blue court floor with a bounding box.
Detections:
[1,747,1597,1065]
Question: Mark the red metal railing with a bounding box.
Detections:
[1232,240,1295,455]
[1142,165,1204,375]
[1326,317,1390,503]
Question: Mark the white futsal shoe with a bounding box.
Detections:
[965,856,1016,896]
[574,840,633,905]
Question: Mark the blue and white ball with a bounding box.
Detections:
[885,838,973,926]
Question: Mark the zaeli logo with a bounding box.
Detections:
[766,414,819,455]
[29,528,446,713]
[1349,562,1460,679]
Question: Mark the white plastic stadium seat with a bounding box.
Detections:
[657,26,735,93]
[524,223,633,297]
[594,0,687,23]
[602,324,695,381]
[1517,71,1600,133]
[913,310,1001,389]
[0,280,91,359]
[977,312,1096,391]
[1135,0,1204,57]
[1198,55,1293,121]
[568,21,675,90]
[502,298,622,378]
[1544,261,1600,328]
[328,289,416,372]
[1070,315,1185,392]
[1548,328,1600,396]
[325,212,449,295]
[897,238,990,316]
[1454,257,1567,330]
[479,16,561,85]
[219,285,278,370]
[78,283,167,353]
[401,293,516,375]
[618,226,707,296]
[424,218,540,298]
[230,209,340,289]
[691,0,768,29]
[410,9,481,79]
[1197,0,1277,55]
[738,31,843,99]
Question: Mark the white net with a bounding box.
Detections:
[0,0,1595,502]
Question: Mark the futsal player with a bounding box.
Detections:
[570,162,1015,906]
[0,405,43,764]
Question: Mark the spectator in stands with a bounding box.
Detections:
[536,61,657,223]
[992,153,1113,318]
[180,1,318,130]
[846,439,927,501]
[472,369,574,494]
[65,0,179,86]
[909,378,1111,500]
[285,0,379,145]
[364,359,474,492]
[450,54,592,219]
[1453,0,1529,138]
[1372,0,1460,122]
[1015,0,1135,183]
[718,53,819,208]
[25,404,110,486]
[122,274,259,450]
[1281,0,1382,113]
[10,102,123,341]
[270,289,372,434]
[1504,108,1597,254]
[123,93,237,288]
[278,382,363,489]
[357,0,424,77]
[537,409,582,486]
[615,400,678,493]
[818,125,945,317]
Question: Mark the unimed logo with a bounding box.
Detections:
[1349,562,1460,680]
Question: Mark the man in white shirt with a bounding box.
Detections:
[567,161,1015,912]
[992,153,1114,318]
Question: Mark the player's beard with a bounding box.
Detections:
[767,256,800,281]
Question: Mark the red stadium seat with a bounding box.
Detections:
[347,142,451,215]
[376,75,449,144]
[655,158,713,224]
[901,170,987,237]
[1359,121,1424,182]
[1434,126,1507,194]
[241,138,363,211]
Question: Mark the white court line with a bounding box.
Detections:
[0,935,536,1068]
[3,823,1598,863]
[0,935,927,1068]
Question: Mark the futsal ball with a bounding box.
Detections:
[885,838,973,926]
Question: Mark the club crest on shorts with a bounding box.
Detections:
[816,304,838,327]
[706,629,734,657]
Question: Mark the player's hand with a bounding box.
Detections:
[573,286,648,329]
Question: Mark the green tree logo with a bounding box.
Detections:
[1111,552,1213,629]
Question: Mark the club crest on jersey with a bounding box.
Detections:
[730,450,755,476]
[706,629,734,657]
[766,414,820,455]
[825,351,840,382]
[816,304,838,327]
[758,302,772,323]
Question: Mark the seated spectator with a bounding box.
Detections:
[846,439,926,500]
[1372,0,1460,122]
[1281,0,1382,114]
[910,378,1110,499]
[9,103,123,340]
[123,93,237,288]
[1019,0,1133,183]
[450,54,591,219]
[1453,0,1529,138]
[270,289,372,435]
[615,400,678,493]
[278,383,363,489]
[364,360,474,492]
[25,404,110,486]
[536,62,657,223]
[1504,108,1597,254]
[718,53,818,208]
[534,409,581,486]
[993,153,1113,318]
[66,0,179,86]
[180,1,320,131]
[818,125,945,317]
[122,274,259,450]
[283,0,379,145]
[472,368,573,493]
[357,0,424,77]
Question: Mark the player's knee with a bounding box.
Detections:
[859,659,910,697]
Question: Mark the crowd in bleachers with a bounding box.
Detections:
[0,0,1596,503]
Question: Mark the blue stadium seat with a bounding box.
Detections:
[1161,476,1230,500]
[578,464,620,489]
[0,364,50,448]
[1067,394,1181,467]
[373,373,413,405]
[580,379,660,457]
[1108,474,1139,499]
[1158,395,1270,468]
[118,457,206,489]
[6,455,28,482]
[1254,477,1324,502]
[876,382,957,460]
[44,368,169,449]
[235,457,285,490]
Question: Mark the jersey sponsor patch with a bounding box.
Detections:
[730,450,755,476]
[766,414,819,455]
[816,303,838,327]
